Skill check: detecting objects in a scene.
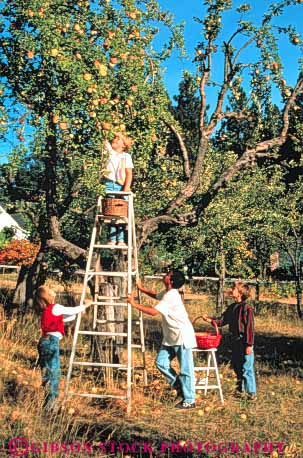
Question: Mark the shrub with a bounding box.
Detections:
[0,239,39,266]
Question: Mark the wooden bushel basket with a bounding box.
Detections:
[102,198,128,217]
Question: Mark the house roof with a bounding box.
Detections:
[11,213,27,229]
[0,202,28,232]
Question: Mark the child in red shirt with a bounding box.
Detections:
[35,285,90,410]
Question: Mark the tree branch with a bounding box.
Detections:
[220,110,252,122]
[233,36,255,67]
[196,77,303,214]
[164,121,191,178]
[137,213,191,248]
[47,236,86,261]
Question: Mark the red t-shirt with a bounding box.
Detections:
[41,304,64,336]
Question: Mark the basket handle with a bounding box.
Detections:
[192,316,220,336]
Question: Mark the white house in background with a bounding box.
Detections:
[0,202,28,239]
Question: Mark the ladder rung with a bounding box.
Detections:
[68,393,127,400]
[78,331,127,337]
[98,216,128,223]
[131,344,142,349]
[195,385,221,389]
[89,271,135,277]
[96,319,126,324]
[93,244,129,250]
[73,361,127,368]
[94,301,128,306]
[96,295,122,300]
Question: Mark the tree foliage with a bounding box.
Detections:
[0,239,40,265]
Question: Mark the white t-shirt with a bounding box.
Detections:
[155,289,197,348]
[104,141,133,184]
[47,303,86,340]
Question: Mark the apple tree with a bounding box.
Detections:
[136,0,303,248]
[0,0,183,307]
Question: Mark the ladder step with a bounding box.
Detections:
[93,244,128,250]
[89,271,136,277]
[98,216,128,223]
[195,385,221,389]
[68,393,127,400]
[96,295,123,300]
[131,344,143,349]
[96,319,126,324]
[73,361,127,368]
[78,331,127,337]
[94,301,128,307]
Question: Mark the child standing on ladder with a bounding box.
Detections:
[102,132,134,247]
[203,281,257,401]
[35,285,91,411]
[128,270,197,409]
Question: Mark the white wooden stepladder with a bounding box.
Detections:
[194,348,224,404]
[65,191,147,414]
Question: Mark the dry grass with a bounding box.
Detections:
[0,293,302,458]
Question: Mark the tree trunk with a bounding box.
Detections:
[216,243,225,315]
[11,244,48,313]
[295,277,303,319]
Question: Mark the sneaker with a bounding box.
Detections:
[247,394,257,402]
[107,241,116,246]
[176,401,196,410]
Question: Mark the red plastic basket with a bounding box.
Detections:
[192,316,222,349]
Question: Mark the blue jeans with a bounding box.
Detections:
[231,340,257,395]
[38,336,61,407]
[104,180,125,243]
[156,345,196,404]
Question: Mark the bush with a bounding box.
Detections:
[0,239,40,266]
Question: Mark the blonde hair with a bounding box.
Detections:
[34,285,54,312]
[114,132,133,151]
[233,281,250,301]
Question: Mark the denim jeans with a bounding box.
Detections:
[156,345,196,404]
[231,339,257,395]
[104,180,125,243]
[38,336,61,407]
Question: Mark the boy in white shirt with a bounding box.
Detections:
[102,132,134,246]
[127,270,196,409]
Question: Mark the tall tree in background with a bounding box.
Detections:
[137,0,303,245]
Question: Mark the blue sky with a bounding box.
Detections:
[156,0,303,99]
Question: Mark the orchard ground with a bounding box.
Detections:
[0,285,302,458]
